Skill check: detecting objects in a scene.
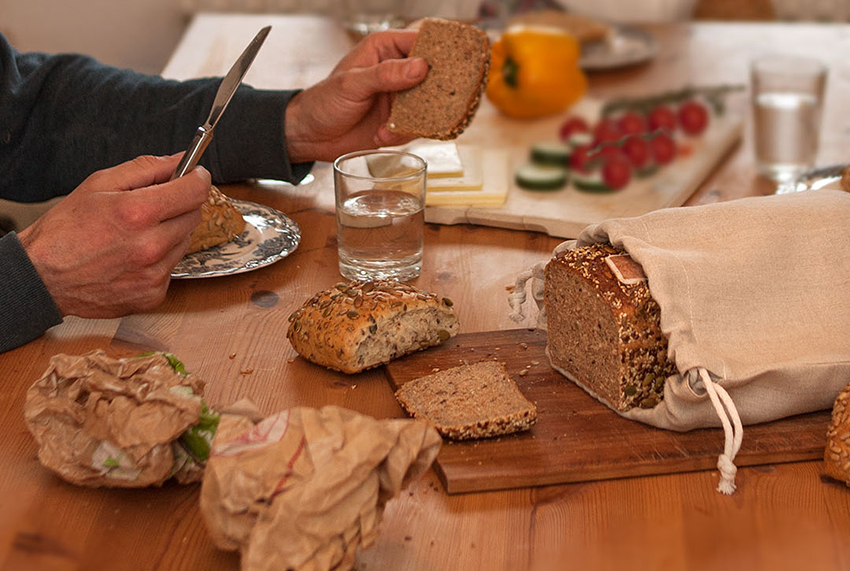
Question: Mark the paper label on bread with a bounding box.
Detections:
[605,253,647,285]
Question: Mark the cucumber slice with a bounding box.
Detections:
[572,170,613,193]
[530,142,572,166]
[566,132,594,149]
[515,164,568,191]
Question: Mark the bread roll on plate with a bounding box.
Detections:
[187,185,246,254]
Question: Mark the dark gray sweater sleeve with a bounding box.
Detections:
[0,32,314,351]
[0,232,62,352]
[0,32,312,202]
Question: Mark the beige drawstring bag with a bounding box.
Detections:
[509,189,850,494]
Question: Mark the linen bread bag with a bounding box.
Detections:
[509,189,850,494]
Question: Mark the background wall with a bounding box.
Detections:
[0,0,190,74]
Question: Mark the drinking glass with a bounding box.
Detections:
[750,54,827,183]
[333,150,426,282]
[341,0,405,38]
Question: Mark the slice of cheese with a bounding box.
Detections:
[426,148,509,207]
[366,141,464,179]
[427,146,483,191]
[407,141,464,178]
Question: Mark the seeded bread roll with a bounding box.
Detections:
[544,243,677,412]
[187,185,246,254]
[824,380,850,485]
[395,360,537,440]
[387,18,490,140]
[287,280,460,374]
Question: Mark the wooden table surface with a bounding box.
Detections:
[2,13,850,571]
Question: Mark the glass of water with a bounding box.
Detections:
[751,54,827,183]
[333,150,426,282]
[341,0,405,38]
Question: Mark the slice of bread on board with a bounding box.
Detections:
[395,360,537,440]
[387,18,490,141]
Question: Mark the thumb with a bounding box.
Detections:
[346,57,428,100]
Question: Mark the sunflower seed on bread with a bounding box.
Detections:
[187,185,246,254]
[825,380,850,485]
[387,18,490,141]
[395,360,538,440]
[286,280,460,374]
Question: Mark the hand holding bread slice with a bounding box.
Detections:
[387,18,490,140]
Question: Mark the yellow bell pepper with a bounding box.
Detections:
[486,26,587,119]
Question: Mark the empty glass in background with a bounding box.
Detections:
[334,150,426,282]
[750,54,827,183]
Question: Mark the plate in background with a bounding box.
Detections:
[580,26,658,70]
[776,164,846,195]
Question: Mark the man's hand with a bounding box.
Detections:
[17,154,210,318]
[283,30,429,164]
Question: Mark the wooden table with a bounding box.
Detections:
[2,13,850,571]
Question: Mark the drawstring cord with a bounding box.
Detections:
[699,368,743,494]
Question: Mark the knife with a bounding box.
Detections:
[171,25,271,180]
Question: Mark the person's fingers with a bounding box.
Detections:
[120,166,211,227]
[337,30,419,69]
[130,208,201,268]
[374,126,415,148]
[86,154,183,191]
[340,57,428,102]
[369,29,419,60]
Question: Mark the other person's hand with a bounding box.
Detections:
[283,30,429,163]
[18,154,210,318]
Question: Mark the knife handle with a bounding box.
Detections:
[171,126,213,180]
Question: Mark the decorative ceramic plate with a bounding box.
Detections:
[776,164,846,195]
[171,199,300,279]
[580,26,658,70]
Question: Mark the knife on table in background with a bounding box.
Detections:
[171,25,271,180]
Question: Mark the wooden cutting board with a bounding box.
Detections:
[425,110,743,239]
[384,328,830,494]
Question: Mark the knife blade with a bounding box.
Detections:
[171,25,271,180]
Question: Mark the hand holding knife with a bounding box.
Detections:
[171,26,271,180]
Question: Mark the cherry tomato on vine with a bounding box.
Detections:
[593,118,622,145]
[601,155,633,190]
[649,131,677,165]
[647,105,677,133]
[678,100,710,136]
[559,116,590,141]
[621,135,651,170]
[616,111,647,136]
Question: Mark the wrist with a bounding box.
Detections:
[284,91,312,164]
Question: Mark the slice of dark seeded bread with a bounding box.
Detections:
[395,360,537,440]
[387,18,490,141]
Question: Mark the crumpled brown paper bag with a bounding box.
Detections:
[200,405,442,571]
[24,350,207,487]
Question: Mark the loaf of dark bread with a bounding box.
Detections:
[825,380,850,485]
[544,243,676,411]
[187,185,246,254]
[287,280,460,374]
[387,18,490,140]
[395,360,537,440]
